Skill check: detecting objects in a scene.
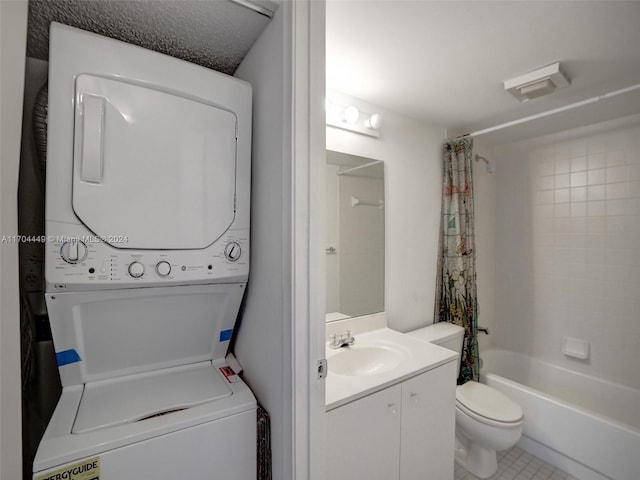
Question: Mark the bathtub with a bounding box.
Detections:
[479,349,640,480]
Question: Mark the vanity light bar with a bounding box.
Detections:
[326,101,383,138]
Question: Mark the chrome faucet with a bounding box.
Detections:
[329,330,355,349]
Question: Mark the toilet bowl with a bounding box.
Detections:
[407,323,524,478]
[455,380,523,478]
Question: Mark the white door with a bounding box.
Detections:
[72,74,238,250]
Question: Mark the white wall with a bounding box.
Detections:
[233,9,291,479]
[493,114,640,390]
[327,92,445,333]
[0,2,28,478]
[234,2,326,479]
[471,140,496,352]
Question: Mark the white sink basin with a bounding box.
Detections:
[325,327,458,410]
[329,345,407,376]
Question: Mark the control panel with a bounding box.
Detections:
[45,222,249,291]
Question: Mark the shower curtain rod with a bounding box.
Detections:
[463,83,640,138]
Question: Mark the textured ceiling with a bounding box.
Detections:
[27,0,278,75]
[327,1,640,144]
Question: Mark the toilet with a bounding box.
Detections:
[408,323,523,479]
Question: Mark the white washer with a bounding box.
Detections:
[34,23,256,480]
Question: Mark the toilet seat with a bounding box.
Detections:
[456,381,523,427]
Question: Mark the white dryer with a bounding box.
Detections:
[34,23,256,480]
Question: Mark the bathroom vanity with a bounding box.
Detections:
[325,320,457,480]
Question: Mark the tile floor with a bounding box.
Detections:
[454,446,578,480]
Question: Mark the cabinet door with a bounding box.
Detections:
[326,385,402,480]
[400,362,457,480]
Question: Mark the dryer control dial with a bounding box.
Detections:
[60,239,88,264]
[224,242,242,262]
[156,261,171,277]
[128,261,145,278]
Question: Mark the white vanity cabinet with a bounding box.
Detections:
[326,360,457,480]
[400,361,456,479]
[326,385,402,479]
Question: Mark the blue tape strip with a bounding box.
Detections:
[56,349,81,366]
[219,329,233,342]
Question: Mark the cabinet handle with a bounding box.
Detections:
[387,403,397,414]
[410,393,419,404]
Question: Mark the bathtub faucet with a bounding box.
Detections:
[329,330,355,349]
[478,326,490,335]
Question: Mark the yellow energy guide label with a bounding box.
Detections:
[35,457,100,480]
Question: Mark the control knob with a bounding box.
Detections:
[156,260,171,277]
[60,239,88,264]
[224,241,242,262]
[128,261,145,278]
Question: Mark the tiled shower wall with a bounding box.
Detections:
[493,115,640,390]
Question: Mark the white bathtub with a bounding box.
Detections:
[479,349,640,480]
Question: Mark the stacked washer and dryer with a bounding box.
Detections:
[33,23,256,479]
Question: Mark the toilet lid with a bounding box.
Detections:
[456,381,523,424]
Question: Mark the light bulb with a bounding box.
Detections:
[366,113,383,129]
[343,105,359,124]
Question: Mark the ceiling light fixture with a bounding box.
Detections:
[504,62,571,102]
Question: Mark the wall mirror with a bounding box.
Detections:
[326,150,385,322]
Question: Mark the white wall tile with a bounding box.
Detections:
[571,186,587,202]
[606,182,626,200]
[588,200,606,216]
[571,155,587,172]
[555,157,571,174]
[588,152,606,169]
[555,173,571,189]
[606,150,626,167]
[588,168,606,185]
[607,165,627,183]
[570,217,587,234]
[555,188,570,203]
[555,203,571,218]
[571,138,588,158]
[570,202,587,218]
[493,118,640,390]
[540,175,554,190]
[629,181,640,197]
[588,134,606,154]
[588,184,606,200]
[606,199,626,216]
[570,171,587,187]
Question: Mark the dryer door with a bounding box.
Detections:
[72,74,237,250]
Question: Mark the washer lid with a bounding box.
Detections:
[46,284,246,388]
[72,362,232,434]
[456,381,523,424]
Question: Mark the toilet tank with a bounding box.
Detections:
[407,322,465,371]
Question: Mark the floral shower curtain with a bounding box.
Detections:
[434,137,479,384]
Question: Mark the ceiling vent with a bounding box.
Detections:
[504,62,571,102]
